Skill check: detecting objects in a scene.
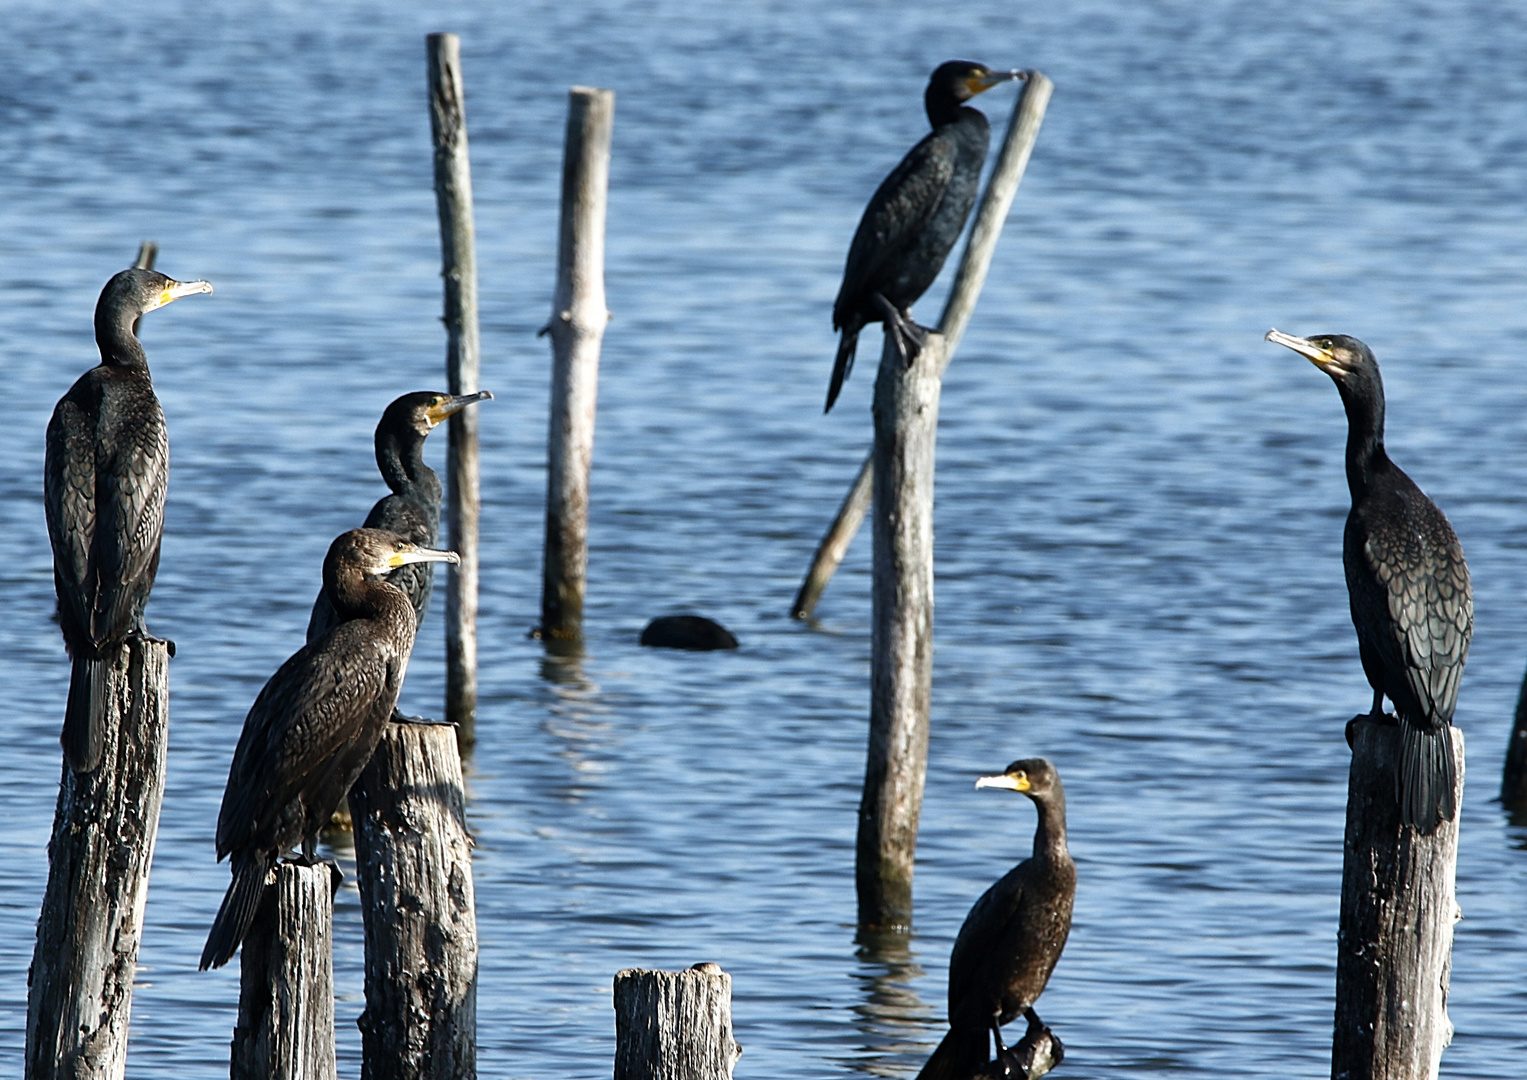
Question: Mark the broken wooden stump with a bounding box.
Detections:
[613,964,740,1080]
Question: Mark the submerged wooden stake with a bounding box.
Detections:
[1333,720,1462,1080]
[613,964,740,1080]
[427,32,483,748]
[792,72,1053,620]
[1499,669,1527,814]
[540,86,614,643]
[231,862,339,1080]
[349,721,478,1080]
[853,73,1053,930]
[133,241,158,271]
[25,639,169,1080]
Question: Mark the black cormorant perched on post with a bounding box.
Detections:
[917,758,1075,1080]
[305,390,491,644]
[1266,330,1471,833]
[824,60,1023,413]
[44,267,212,772]
[199,528,459,970]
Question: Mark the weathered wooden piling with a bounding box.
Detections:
[793,71,1053,621]
[427,32,483,747]
[133,240,158,270]
[854,73,1053,930]
[1333,720,1463,1080]
[1499,670,1527,814]
[25,639,169,1080]
[349,722,478,1080]
[613,964,740,1080]
[540,86,614,643]
[231,862,339,1080]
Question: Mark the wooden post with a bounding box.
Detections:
[349,723,478,1080]
[25,639,169,1080]
[613,964,740,1080]
[540,86,614,643]
[853,73,1053,929]
[1333,721,1463,1080]
[133,241,158,270]
[1499,668,1527,814]
[791,72,1053,620]
[426,32,483,748]
[231,863,339,1080]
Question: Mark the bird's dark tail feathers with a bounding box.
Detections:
[200,852,271,970]
[1399,722,1457,834]
[63,652,111,773]
[825,327,860,413]
[915,1025,989,1080]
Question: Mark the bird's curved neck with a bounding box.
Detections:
[94,306,148,367]
[329,569,416,630]
[376,429,434,498]
[1031,792,1069,862]
[926,98,980,129]
[1338,382,1387,497]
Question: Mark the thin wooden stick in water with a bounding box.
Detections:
[133,241,158,270]
[426,33,483,748]
[792,72,1053,620]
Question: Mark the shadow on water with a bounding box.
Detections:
[846,927,936,1079]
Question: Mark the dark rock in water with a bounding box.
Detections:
[639,615,739,651]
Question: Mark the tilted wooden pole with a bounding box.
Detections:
[540,86,614,643]
[25,639,169,1080]
[133,241,158,270]
[853,73,1053,931]
[613,964,740,1080]
[349,723,478,1080]
[792,72,1053,620]
[427,32,483,748]
[1500,667,1527,814]
[231,863,339,1080]
[1333,721,1463,1080]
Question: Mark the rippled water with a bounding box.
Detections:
[2,1,1526,1076]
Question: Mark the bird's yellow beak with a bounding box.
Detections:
[158,278,214,308]
[1265,328,1347,376]
[975,770,1030,792]
[425,390,494,427]
[967,69,1025,95]
[388,545,460,569]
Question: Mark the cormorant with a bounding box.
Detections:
[1266,330,1471,833]
[199,528,459,970]
[917,758,1074,1080]
[305,390,492,644]
[44,267,212,772]
[824,61,1023,413]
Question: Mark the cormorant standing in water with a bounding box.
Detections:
[917,759,1075,1080]
[1266,330,1471,833]
[824,61,1023,412]
[44,268,212,772]
[305,390,492,644]
[199,529,459,970]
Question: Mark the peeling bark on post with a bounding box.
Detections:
[427,32,483,748]
[25,639,169,1080]
[857,330,944,930]
[613,964,740,1080]
[1333,721,1463,1080]
[231,862,339,1080]
[791,72,1053,619]
[541,86,614,643]
[349,722,478,1080]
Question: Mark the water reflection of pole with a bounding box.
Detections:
[792,73,1053,623]
[849,929,933,1079]
[857,74,1054,931]
[427,32,484,750]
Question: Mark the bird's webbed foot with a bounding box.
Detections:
[129,628,176,658]
[1001,1009,1063,1079]
[872,294,928,367]
[391,708,456,727]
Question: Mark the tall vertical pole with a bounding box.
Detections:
[853,73,1052,930]
[540,87,614,644]
[25,640,170,1080]
[427,33,482,746]
[1333,721,1463,1080]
